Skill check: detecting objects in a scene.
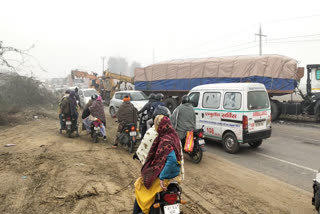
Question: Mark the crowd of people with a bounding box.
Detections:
[58,88,197,214]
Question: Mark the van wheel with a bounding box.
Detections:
[248,140,263,148]
[222,132,240,154]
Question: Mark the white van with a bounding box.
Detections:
[188,83,272,154]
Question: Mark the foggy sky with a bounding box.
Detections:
[1,0,320,80]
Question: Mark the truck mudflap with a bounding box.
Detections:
[243,129,272,143]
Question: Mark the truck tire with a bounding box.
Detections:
[270,100,280,121]
[164,98,178,113]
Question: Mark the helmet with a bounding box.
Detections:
[65,89,71,94]
[155,93,164,101]
[153,105,171,120]
[149,93,156,100]
[181,95,190,104]
[91,94,98,100]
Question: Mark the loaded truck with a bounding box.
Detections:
[134,55,320,121]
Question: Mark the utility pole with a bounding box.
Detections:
[255,24,267,56]
[101,56,106,74]
[153,48,155,64]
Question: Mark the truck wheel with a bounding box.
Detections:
[270,100,280,121]
[248,140,263,148]
[222,132,240,154]
[164,98,178,113]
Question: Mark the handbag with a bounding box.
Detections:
[184,130,194,152]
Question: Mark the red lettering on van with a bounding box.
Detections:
[205,112,220,117]
[221,112,237,119]
[253,111,267,117]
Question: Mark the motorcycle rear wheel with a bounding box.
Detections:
[128,140,134,153]
[189,141,203,164]
[67,130,71,138]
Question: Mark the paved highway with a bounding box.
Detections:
[204,121,320,192]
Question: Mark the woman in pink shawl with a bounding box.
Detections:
[89,96,107,140]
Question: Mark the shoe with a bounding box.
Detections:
[112,143,118,148]
[103,136,107,141]
[59,129,62,134]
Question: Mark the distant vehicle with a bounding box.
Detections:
[109,90,148,117]
[189,82,272,154]
[78,88,98,107]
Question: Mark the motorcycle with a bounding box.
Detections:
[312,170,320,213]
[149,182,186,214]
[182,128,205,164]
[118,123,138,153]
[90,118,103,143]
[60,114,79,138]
[139,112,149,140]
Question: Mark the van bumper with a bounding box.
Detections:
[243,128,272,143]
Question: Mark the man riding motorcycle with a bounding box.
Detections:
[146,93,165,130]
[113,95,138,148]
[59,89,71,133]
[138,93,156,139]
[171,95,196,140]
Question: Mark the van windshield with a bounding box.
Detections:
[247,91,269,110]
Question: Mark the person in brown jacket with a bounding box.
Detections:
[113,95,138,147]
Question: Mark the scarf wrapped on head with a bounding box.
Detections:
[141,116,182,189]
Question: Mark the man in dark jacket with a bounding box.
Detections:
[137,93,156,117]
[147,93,165,129]
[171,95,196,140]
[113,95,138,147]
[59,90,70,133]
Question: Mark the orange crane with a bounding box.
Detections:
[70,70,100,89]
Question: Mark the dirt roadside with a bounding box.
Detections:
[0,113,315,214]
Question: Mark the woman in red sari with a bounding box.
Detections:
[133,115,183,214]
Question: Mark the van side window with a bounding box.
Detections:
[189,92,200,107]
[223,92,241,110]
[202,92,221,109]
[115,93,122,100]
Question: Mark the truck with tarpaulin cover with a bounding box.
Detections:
[134,55,320,121]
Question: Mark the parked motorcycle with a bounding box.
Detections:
[182,128,205,164]
[60,114,78,138]
[149,182,186,214]
[312,170,320,213]
[90,118,103,143]
[118,123,138,153]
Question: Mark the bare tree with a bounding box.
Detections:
[0,41,33,69]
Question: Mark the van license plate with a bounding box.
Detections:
[130,131,136,136]
[198,139,205,145]
[255,122,264,127]
[66,121,72,125]
[164,204,180,214]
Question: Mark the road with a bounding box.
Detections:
[204,120,320,192]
